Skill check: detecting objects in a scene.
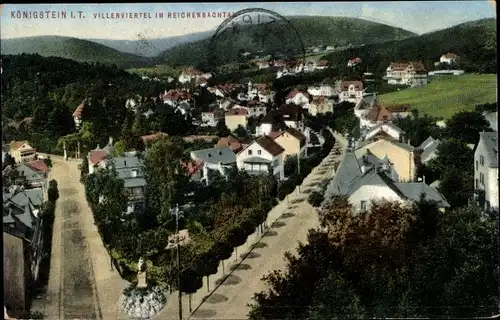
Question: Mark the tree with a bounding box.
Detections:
[443,110,491,145]
[309,132,320,145]
[307,191,324,207]
[42,156,53,168]
[2,153,15,170]
[180,267,203,313]
[284,156,298,177]
[47,179,59,202]
[234,125,249,139]
[393,111,441,147]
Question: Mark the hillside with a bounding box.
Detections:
[378,74,497,119]
[87,30,214,57]
[323,18,497,75]
[158,16,417,67]
[0,36,155,68]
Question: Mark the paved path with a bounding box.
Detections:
[152,138,347,320]
[32,156,128,319]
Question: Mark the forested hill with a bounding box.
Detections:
[157,16,417,67]
[1,54,171,152]
[0,36,155,69]
[323,18,497,75]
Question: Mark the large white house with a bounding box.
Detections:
[386,61,428,87]
[307,84,336,97]
[440,53,459,64]
[178,68,212,84]
[285,89,310,107]
[236,136,285,181]
[474,132,498,211]
[339,81,364,104]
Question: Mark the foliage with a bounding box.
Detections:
[443,110,492,145]
[284,156,298,177]
[47,179,59,202]
[307,191,324,207]
[250,197,499,319]
[2,166,28,188]
[393,109,442,147]
[378,74,497,119]
[42,156,53,168]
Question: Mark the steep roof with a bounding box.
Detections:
[16,164,45,182]
[366,122,404,136]
[255,136,285,156]
[261,110,280,124]
[364,105,393,122]
[389,61,427,72]
[442,53,459,59]
[420,139,441,162]
[191,147,236,165]
[181,159,204,177]
[216,135,243,153]
[9,141,32,151]
[479,131,498,168]
[418,136,436,150]
[73,100,85,118]
[88,149,108,166]
[340,81,364,91]
[323,152,363,201]
[26,160,50,174]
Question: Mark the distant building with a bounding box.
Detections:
[201,109,224,127]
[347,57,362,67]
[178,68,212,84]
[73,100,85,130]
[386,61,428,87]
[440,53,459,64]
[339,81,364,104]
[225,108,249,131]
[474,132,498,211]
[9,141,36,164]
[190,147,237,185]
[307,84,337,97]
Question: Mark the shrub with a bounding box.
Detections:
[308,191,324,207]
[47,179,59,202]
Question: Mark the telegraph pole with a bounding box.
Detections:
[297,152,301,193]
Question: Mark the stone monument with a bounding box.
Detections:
[137,257,147,289]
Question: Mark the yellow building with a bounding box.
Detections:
[225,108,249,132]
[308,97,334,116]
[355,139,416,182]
[269,128,307,158]
[9,141,36,164]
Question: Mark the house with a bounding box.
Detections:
[16,164,48,193]
[181,159,204,183]
[225,108,249,131]
[243,100,268,118]
[108,156,146,214]
[418,136,442,164]
[190,147,237,185]
[362,104,394,128]
[73,100,85,130]
[285,89,310,107]
[440,53,459,64]
[140,132,168,150]
[354,138,416,182]
[216,135,244,153]
[257,60,270,69]
[307,84,336,97]
[386,104,412,119]
[236,136,285,181]
[322,151,450,212]
[219,99,236,111]
[474,132,498,211]
[178,68,212,84]
[257,110,279,136]
[10,141,36,164]
[208,83,242,98]
[347,57,362,67]
[201,109,224,127]
[364,122,404,142]
[160,89,192,107]
[278,104,304,130]
[268,127,307,158]
[308,97,334,116]
[339,81,364,104]
[483,111,498,132]
[316,60,330,70]
[303,60,317,73]
[3,187,45,316]
[386,61,428,87]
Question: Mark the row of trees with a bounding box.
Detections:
[249,196,499,319]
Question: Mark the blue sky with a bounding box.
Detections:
[0,2,496,40]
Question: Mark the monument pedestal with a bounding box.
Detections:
[137,271,147,289]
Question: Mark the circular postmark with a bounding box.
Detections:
[206,8,306,92]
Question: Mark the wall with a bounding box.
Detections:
[274,134,300,157]
[487,168,499,209]
[3,232,28,316]
[355,140,415,182]
[225,115,247,132]
[349,185,401,211]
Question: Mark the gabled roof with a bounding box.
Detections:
[418,136,436,150]
[323,152,363,200]
[261,110,280,124]
[16,164,45,182]
[255,136,285,156]
[216,135,243,153]
[26,160,50,174]
[181,159,204,177]
[356,139,415,153]
[367,122,404,135]
[191,147,236,165]
[364,105,393,122]
[479,131,498,168]
[88,149,108,166]
[10,141,32,151]
[420,139,441,162]
[286,89,310,100]
[340,81,363,91]
[442,53,459,59]
[394,182,450,207]
[317,60,330,67]
[389,61,427,72]
[278,104,303,122]
[73,100,85,118]
[268,127,306,145]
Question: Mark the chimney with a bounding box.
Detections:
[124,160,127,166]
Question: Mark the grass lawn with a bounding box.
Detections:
[126,64,182,77]
[378,74,497,119]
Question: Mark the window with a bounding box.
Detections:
[248,150,253,155]
[480,155,485,166]
[360,201,367,210]
[475,179,479,189]
[480,172,484,185]
[257,150,261,155]
[476,160,479,171]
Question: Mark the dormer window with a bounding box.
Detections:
[131,169,138,178]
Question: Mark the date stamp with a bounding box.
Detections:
[207,8,306,76]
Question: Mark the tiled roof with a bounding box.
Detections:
[285,127,307,144]
[10,141,31,151]
[389,61,427,72]
[255,136,285,156]
[73,100,85,118]
[286,89,309,99]
[182,68,204,76]
[26,160,50,174]
[367,122,404,135]
[88,150,108,166]
[226,108,248,116]
[261,110,279,124]
[340,81,364,91]
[365,105,393,122]
[161,90,192,101]
[181,159,204,177]
[191,147,236,165]
[16,163,45,182]
[267,131,282,139]
[141,132,168,144]
[216,135,243,153]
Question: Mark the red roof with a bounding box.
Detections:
[340,81,364,91]
[226,108,248,116]
[311,96,327,104]
[73,100,85,118]
[141,132,168,144]
[26,160,50,174]
[181,159,204,177]
[365,105,393,122]
[216,135,243,153]
[389,61,427,72]
[88,150,108,166]
[317,60,330,66]
[348,57,361,64]
[161,90,192,101]
[286,89,310,99]
[442,53,459,59]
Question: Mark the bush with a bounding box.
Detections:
[308,191,324,207]
[47,179,59,202]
